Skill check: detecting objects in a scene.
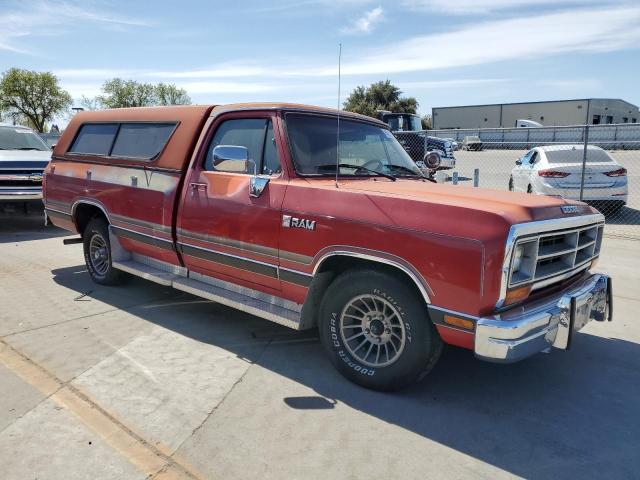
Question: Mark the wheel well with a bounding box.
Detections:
[74,203,107,236]
[299,255,428,329]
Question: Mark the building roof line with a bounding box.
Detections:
[432,98,638,110]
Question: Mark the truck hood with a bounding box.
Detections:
[0,150,52,163]
[346,179,590,221]
[307,178,597,242]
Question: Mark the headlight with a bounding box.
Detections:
[510,240,537,285]
[512,245,524,271]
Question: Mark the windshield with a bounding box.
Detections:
[286,113,422,177]
[383,114,421,132]
[0,127,49,151]
[545,148,613,164]
[407,115,422,131]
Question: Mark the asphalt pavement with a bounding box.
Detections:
[1,211,639,480]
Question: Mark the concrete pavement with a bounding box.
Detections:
[1,212,639,479]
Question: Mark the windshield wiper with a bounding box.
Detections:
[387,164,437,183]
[387,164,424,177]
[317,163,396,181]
[17,147,43,151]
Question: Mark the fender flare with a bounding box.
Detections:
[311,248,433,304]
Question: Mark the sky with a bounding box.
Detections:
[1,0,639,122]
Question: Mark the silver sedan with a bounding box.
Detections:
[509,145,628,212]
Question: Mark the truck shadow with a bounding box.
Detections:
[51,265,640,479]
[602,205,640,226]
[0,210,68,243]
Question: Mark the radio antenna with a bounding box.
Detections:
[335,43,342,189]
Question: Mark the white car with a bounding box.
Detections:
[509,145,628,212]
[0,123,52,206]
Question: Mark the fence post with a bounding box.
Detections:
[579,124,590,201]
[473,168,479,187]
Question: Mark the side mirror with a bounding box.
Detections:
[212,145,249,173]
[424,151,441,170]
[515,159,522,166]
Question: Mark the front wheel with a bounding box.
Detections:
[83,217,123,285]
[508,177,514,191]
[319,269,442,391]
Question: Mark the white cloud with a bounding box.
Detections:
[340,6,383,35]
[402,0,608,15]
[331,5,640,75]
[49,4,640,104]
[0,0,149,54]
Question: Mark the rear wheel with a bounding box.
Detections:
[527,184,533,194]
[319,269,442,391]
[83,217,123,285]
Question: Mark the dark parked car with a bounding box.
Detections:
[376,112,456,171]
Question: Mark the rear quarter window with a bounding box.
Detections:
[111,123,176,159]
[68,122,176,160]
[69,123,118,156]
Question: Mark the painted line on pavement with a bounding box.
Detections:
[0,339,205,480]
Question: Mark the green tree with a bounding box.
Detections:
[0,68,72,133]
[343,80,419,118]
[94,78,191,109]
[155,83,191,106]
[421,114,432,130]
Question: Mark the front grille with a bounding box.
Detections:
[0,173,43,187]
[509,223,604,288]
[0,179,42,187]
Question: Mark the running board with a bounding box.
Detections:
[112,258,302,330]
[112,260,179,286]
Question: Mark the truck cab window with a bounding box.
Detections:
[204,118,280,175]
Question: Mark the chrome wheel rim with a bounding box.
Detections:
[339,294,406,368]
[89,234,109,276]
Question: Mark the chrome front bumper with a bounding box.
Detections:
[475,274,611,362]
[0,189,43,201]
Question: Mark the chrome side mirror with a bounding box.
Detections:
[212,145,249,173]
[424,151,442,170]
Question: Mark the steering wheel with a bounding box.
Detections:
[356,159,384,173]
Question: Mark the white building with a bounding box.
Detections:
[432,99,639,129]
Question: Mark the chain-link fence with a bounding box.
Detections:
[393,123,640,239]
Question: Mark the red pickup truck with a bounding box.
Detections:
[44,104,612,391]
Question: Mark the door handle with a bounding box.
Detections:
[190,182,207,191]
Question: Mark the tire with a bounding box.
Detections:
[83,217,123,285]
[319,269,442,391]
[508,177,514,191]
[527,184,533,194]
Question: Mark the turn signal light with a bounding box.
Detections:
[603,168,627,177]
[443,315,475,330]
[504,284,532,306]
[538,170,570,178]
